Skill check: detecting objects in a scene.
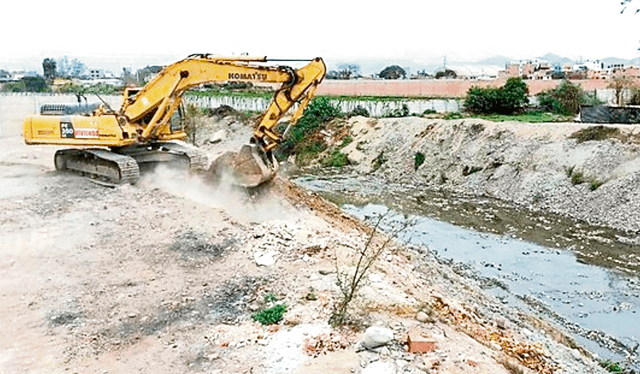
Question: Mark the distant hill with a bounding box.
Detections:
[476,55,512,67]
[541,53,574,65]
[601,57,631,65]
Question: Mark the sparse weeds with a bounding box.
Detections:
[590,180,604,191]
[371,152,387,172]
[322,134,352,168]
[571,171,585,185]
[598,359,629,373]
[570,126,621,144]
[323,151,349,168]
[252,304,287,325]
[462,165,482,176]
[330,211,412,327]
[565,166,575,178]
[264,293,277,303]
[444,112,464,120]
[566,166,605,190]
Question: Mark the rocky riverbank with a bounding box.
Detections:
[328,117,640,238]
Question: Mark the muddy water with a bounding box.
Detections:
[294,173,640,368]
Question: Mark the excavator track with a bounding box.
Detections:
[54,149,140,185]
[114,141,209,174]
[153,141,208,173]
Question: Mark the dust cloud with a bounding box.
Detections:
[140,164,299,223]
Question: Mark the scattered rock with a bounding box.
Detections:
[254,251,277,266]
[362,326,394,349]
[361,361,395,374]
[208,129,227,144]
[415,311,429,323]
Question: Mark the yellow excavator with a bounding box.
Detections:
[23,54,326,187]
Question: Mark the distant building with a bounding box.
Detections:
[433,65,502,80]
[89,69,117,80]
[505,58,552,79]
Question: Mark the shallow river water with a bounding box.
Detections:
[294,173,640,369]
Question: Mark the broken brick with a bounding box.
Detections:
[407,329,437,353]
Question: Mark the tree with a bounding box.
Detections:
[337,64,360,79]
[607,75,635,106]
[500,77,529,111]
[379,65,406,79]
[326,65,361,80]
[435,69,457,79]
[42,58,57,81]
[537,80,584,115]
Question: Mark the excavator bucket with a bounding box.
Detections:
[208,143,278,187]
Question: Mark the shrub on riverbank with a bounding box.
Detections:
[464,77,529,115]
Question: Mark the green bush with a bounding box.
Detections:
[443,112,464,120]
[537,80,599,115]
[289,97,341,145]
[323,151,349,167]
[277,97,341,164]
[2,77,50,92]
[348,105,370,117]
[252,304,287,325]
[464,77,529,114]
[414,152,425,171]
[384,103,410,118]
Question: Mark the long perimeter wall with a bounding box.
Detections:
[316,78,628,97]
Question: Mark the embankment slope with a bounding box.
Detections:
[339,117,640,235]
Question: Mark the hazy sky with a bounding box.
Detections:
[1,0,638,74]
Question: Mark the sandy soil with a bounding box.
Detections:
[0,131,607,374]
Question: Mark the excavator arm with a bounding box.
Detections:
[120,55,326,147]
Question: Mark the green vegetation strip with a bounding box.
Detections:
[320,95,460,102]
[477,112,573,123]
